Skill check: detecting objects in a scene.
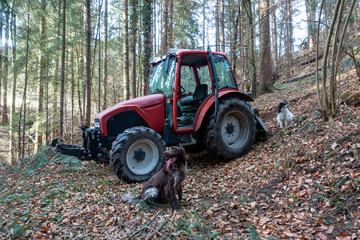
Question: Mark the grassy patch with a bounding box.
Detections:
[173,210,224,239]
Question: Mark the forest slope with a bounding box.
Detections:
[0,69,359,239]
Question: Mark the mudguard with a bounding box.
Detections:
[194,90,254,131]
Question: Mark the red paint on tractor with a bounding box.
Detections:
[193,89,254,131]
[95,94,165,136]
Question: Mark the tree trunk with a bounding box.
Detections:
[138,13,143,96]
[215,0,219,52]
[131,0,138,98]
[0,8,2,114]
[161,0,168,55]
[320,0,342,121]
[285,0,293,78]
[124,0,130,100]
[2,6,10,124]
[70,51,74,144]
[270,0,278,74]
[259,0,273,94]
[142,0,153,84]
[85,0,92,126]
[21,0,31,159]
[97,0,102,113]
[52,0,62,139]
[220,0,225,52]
[9,0,17,164]
[168,0,174,48]
[305,0,317,50]
[35,0,47,152]
[243,0,256,97]
[202,0,206,48]
[329,0,345,117]
[103,0,108,110]
[231,5,241,75]
[59,0,66,138]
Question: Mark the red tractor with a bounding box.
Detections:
[54,48,268,183]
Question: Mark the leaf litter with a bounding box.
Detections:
[1,71,359,239]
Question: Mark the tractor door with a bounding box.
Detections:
[174,54,211,131]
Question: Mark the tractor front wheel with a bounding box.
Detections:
[110,127,165,183]
[204,98,256,160]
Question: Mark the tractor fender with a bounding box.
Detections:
[194,90,254,131]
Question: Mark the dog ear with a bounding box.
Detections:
[180,147,187,161]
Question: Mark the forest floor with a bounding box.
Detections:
[1,68,360,239]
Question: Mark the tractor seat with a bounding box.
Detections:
[178,84,208,114]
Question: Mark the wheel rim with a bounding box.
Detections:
[220,111,248,149]
[126,139,159,175]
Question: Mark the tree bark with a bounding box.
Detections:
[220,0,225,52]
[21,0,31,159]
[231,4,241,75]
[52,0,62,139]
[35,0,47,152]
[85,0,92,126]
[305,0,317,50]
[142,0,153,84]
[2,6,10,124]
[124,0,130,100]
[0,7,2,113]
[97,0,102,113]
[285,0,293,78]
[161,0,168,55]
[215,0,219,52]
[59,0,66,137]
[103,0,108,110]
[243,0,256,97]
[270,0,278,74]
[259,0,273,94]
[9,0,17,164]
[168,0,174,48]
[131,0,138,98]
[71,52,75,144]
[320,0,342,120]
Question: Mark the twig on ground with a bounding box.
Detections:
[145,211,173,240]
[145,226,171,239]
[127,212,160,239]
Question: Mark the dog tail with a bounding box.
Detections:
[122,192,142,202]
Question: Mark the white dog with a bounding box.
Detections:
[276,102,294,128]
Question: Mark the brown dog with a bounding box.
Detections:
[140,146,187,211]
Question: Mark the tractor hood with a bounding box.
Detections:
[95,94,166,137]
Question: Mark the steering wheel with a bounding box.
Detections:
[179,85,186,94]
[154,88,164,94]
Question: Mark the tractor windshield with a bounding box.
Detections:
[148,57,176,97]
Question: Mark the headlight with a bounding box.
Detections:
[94,119,100,128]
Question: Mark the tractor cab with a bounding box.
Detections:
[146,49,242,134]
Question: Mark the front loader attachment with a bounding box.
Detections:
[50,138,86,160]
[50,126,108,162]
[55,142,84,159]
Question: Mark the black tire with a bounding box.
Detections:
[109,127,165,183]
[204,98,256,160]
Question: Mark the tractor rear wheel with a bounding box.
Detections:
[204,98,256,160]
[110,127,165,183]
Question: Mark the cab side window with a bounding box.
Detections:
[180,66,197,95]
[197,65,212,93]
